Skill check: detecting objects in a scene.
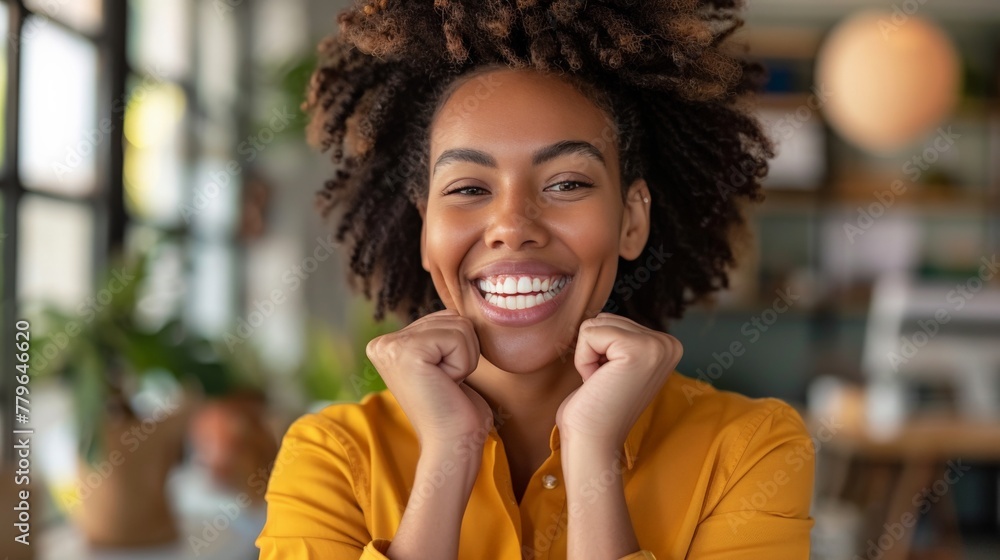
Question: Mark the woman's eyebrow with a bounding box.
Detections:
[432,140,605,177]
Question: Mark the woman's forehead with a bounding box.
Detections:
[429,69,616,161]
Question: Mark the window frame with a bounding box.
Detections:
[1,0,128,463]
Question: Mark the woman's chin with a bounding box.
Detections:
[478,331,572,374]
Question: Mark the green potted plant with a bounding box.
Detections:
[32,250,260,548]
[297,300,397,410]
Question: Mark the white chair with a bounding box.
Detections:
[861,272,1000,431]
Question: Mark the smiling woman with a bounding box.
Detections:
[257,1,814,560]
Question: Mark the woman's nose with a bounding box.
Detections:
[483,190,549,250]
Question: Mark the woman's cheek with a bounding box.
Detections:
[424,211,477,310]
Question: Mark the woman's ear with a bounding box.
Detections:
[619,178,651,261]
[418,201,430,272]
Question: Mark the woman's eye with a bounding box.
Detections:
[445,185,489,196]
[546,181,594,192]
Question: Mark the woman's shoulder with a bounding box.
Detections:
[657,371,812,455]
[284,389,413,448]
[646,373,815,535]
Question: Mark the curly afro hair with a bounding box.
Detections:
[305,0,773,331]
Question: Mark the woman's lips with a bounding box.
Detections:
[470,275,572,327]
[476,274,568,308]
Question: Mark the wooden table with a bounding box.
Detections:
[809,413,1000,560]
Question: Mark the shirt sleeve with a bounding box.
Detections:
[685,401,816,560]
[255,413,393,560]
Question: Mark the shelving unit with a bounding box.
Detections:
[672,10,1000,551]
[674,11,1000,403]
[711,18,1000,313]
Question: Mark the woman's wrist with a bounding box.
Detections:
[388,443,483,560]
[558,426,621,458]
[416,438,484,499]
[560,436,640,559]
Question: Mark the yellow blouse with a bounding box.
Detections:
[256,371,815,559]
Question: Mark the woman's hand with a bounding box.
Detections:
[555,312,683,449]
[366,309,493,450]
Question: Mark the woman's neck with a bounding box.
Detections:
[464,357,583,500]
[465,356,582,434]
[465,357,583,503]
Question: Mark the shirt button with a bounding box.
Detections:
[541,474,558,489]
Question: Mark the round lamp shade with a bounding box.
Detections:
[815,10,960,153]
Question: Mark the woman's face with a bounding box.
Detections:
[422,68,649,373]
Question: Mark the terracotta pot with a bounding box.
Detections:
[70,399,188,548]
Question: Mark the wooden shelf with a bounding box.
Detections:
[687,298,869,318]
[748,187,999,217]
[755,94,1000,119]
[756,93,816,110]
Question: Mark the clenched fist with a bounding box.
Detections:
[366,309,494,450]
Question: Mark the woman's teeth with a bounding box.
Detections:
[475,275,568,310]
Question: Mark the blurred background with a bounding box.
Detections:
[0,0,998,558]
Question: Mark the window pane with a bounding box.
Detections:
[758,107,825,190]
[128,0,191,81]
[189,241,234,338]
[126,224,186,330]
[197,0,239,120]
[24,0,102,35]
[188,157,239,237]
[821,211,922,287]
[17,195,93,311]
[19,17,98,196]
[253,0,309,66]
[123,78,186,225]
